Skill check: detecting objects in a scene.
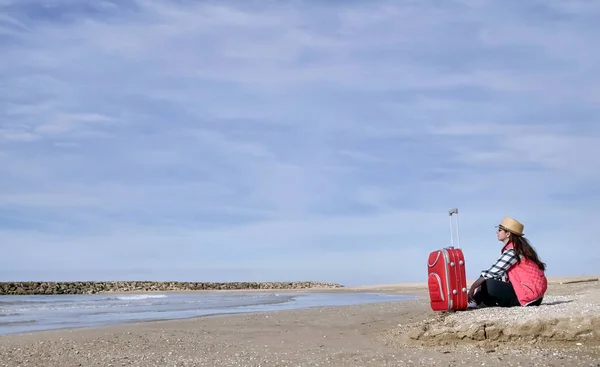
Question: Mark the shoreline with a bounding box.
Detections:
[1,275,598,366]
[0,297,422,339]
[1,290,422,338]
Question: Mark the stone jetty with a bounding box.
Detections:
[0,281,344,295]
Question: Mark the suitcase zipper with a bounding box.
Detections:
[442,249,452,310]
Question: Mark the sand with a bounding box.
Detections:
[1,276,599,367]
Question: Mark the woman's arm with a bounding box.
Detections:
[481,248,519,280]
[468,276,486,301]
[468,249,519,301]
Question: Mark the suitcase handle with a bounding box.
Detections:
[448,208,460,249]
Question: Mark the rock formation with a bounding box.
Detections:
[0,281,344,295]
[400,294,600,346]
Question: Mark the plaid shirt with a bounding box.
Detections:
[481,248,519,281]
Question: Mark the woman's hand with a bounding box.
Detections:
[468,276,486,302]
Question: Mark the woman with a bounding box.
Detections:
[468,216,547,308]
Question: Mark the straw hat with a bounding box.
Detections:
[496,217,524,236]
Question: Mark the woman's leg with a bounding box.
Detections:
[472,278,521,307]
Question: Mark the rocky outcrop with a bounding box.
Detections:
[406,316,600,344]
[0,281,344,295]
[400,294,600,346]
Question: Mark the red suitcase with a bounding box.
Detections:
[427,208,468,312]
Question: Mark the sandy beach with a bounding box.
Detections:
[1,276,599,367]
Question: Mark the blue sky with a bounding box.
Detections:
[1,0,599,286]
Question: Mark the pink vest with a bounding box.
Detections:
[503,243,547,306]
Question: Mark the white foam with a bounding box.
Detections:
[111,294,168,301]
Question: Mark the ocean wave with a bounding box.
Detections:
[0,319,36,326]
[0,300,30,306]
[104,294,168,301]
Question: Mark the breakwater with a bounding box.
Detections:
[0,281,344,295]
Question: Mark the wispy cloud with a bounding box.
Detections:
[1,0,599,285]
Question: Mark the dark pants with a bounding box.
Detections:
[473,278,543,307]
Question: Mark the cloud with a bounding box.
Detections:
[1,0,599,286]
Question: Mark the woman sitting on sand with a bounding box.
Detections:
[468,216,547,308]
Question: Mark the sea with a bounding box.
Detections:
[0,291,419,335]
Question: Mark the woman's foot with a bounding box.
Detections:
[467,300,488,309]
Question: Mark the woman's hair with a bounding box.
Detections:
[510,234,547,271]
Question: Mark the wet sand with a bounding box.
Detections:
[1,276,598,366]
